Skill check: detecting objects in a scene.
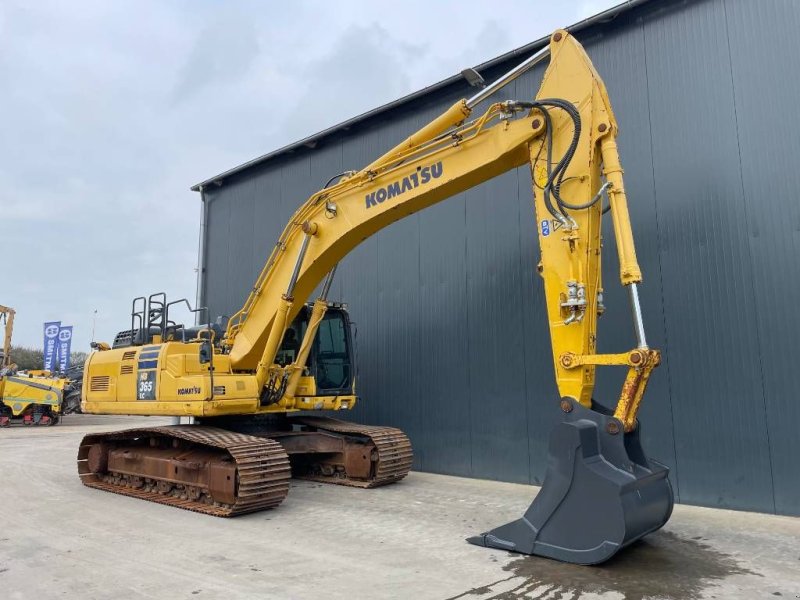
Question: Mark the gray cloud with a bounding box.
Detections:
[172,7,260,104]
[284,23,416,140]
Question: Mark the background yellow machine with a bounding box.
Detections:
[77,30,672,564]
[0,305,80,426]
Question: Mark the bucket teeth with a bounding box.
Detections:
[468,399,673,565]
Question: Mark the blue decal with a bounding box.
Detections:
[137,370,157,401]
[541,220,551,236]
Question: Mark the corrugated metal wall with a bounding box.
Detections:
[199,0,800,516]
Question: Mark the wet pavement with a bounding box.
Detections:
[447,531,764,599]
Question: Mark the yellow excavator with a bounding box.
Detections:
[77,30,672,565]
[0,305,80,426]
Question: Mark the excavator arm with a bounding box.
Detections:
[225,30,656,432]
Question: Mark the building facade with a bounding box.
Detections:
[194,0,800,516]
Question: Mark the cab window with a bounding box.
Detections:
[313,312,351,393]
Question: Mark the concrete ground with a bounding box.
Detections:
[0,415,798,600]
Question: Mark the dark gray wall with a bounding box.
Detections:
[200,0,800,516]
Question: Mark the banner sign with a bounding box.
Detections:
[57,325,73,373]
[43,321,61,372]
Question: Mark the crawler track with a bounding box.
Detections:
[289,416,413,488]
[77,426,290,516]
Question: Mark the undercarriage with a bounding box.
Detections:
[0,404,59,427]
[77,416,413,515]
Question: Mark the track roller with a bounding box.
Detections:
[280,416,413,488]
[78,425,291,516]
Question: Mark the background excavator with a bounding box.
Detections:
[77,30,673,565]
[0,305,81,426]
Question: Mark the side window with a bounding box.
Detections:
[318,314,344,354]
[314,312,351,393]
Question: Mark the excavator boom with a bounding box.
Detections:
[222,31,657,432]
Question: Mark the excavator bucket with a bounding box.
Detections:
[468,398,673,565]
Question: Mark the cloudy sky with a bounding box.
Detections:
[2,0,618,348]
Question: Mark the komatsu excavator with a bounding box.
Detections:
[77,30,673,564]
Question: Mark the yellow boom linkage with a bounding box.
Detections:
[79,30,672,564]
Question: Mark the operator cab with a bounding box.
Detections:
[278,303,354,396]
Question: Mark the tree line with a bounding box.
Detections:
[8,346,88,372]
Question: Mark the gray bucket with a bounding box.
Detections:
[468,398,674,565]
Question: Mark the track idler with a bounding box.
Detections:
[468,398,673,565]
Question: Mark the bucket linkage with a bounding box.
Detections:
[468,398,673,565]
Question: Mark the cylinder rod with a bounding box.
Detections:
[320,264,338,300]
[466,45,551,109]
[286,234,312,298]
[628,283,648,350]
